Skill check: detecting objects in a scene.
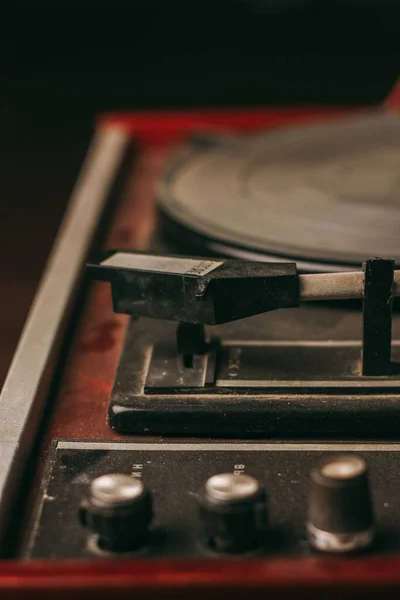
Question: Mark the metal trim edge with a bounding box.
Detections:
[0,125,129,548]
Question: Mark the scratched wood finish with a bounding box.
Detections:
[47,145,169,442]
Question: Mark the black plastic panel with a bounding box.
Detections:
[25,440,400,559]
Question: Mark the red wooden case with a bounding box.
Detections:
[1,99,400,598]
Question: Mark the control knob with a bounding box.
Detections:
[198,473,267,553]
[307,455,374,553]
[79,473,153,553]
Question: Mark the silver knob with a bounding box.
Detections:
[205,473,261,502]
[79,473,153,552]
[90,474,145,507]
[199,473,267,553]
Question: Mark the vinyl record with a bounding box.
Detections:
[157,112,400,272]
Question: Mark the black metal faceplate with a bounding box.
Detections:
[109,305,400,436]
[24,440,400,560]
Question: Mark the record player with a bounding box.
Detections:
[2,102,400,597]
[88,111,400,437]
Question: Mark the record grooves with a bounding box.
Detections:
[157,113,400,272]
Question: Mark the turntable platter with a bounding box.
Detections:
[158,113,400,271]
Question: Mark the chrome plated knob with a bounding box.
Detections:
[79,473,153,552]
[198,473,267,553]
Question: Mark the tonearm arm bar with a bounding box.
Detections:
[299,270,400,302]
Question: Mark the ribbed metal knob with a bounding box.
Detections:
[307,455,374,553]
[79,474,152,553]
[198,473,267,554]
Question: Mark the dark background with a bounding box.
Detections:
[0,0,399,384]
